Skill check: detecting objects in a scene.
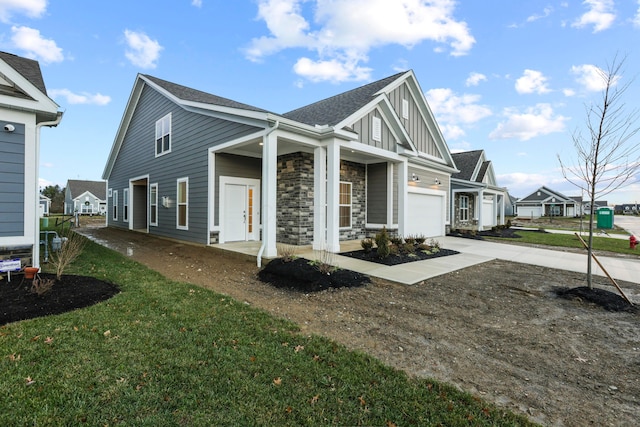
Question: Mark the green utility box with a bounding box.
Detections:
[596,207,614,229]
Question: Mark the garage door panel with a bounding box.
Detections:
[407,192,444,237]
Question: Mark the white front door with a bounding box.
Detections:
[221,177,260,243]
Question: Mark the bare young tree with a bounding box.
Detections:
[558,55,640,289]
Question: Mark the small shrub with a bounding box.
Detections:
[506,219,512,229]
[389,236,403,246]
[310,249,337,274]
[360,238,374,253]
[277,244,297,262]
[388,244,399,256]
[402,242,416,254]
[49,231,87,280]
[429,239,441,250]
[30,276,54,296]
[404,235,416,246]
[414,235,426,245]
[375,227,390,259]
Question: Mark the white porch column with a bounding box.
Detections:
[326,139,340,253]
[313,146,327,250]
[397,161,408,237]
[261,130,278,257]
[476,190,484,231]
[499,193,505,225]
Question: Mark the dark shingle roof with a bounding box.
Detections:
[283,71,408,126]
[0,51,47,97]
[451,150,483,181]
[142,74,272,114]
[67,180,107,200]
[476,161,490,183]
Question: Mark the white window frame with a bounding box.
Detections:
[123,188,129,222]
[402,99,409,120]
[459,195,469,222]
[150,183,158,227]
[112,190,118,221]
[339,181,352,229]
[177,177,188,230]
[372,116,381,142]
[155,113,172,157]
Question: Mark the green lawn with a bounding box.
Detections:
[1,239,535,426]
[490,230,639,256]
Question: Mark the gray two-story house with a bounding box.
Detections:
[102,70,458,260]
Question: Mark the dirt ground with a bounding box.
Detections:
[77,223,640,427]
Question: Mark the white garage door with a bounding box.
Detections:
[518,206,542,218]
[406,190,445,237]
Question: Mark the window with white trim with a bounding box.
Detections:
[177,178,188,230]
[459,195,469,222]
[155,113,171,156]
[150,184,158,226]
[402,99,409,120]
[339,181,352,228]
[372,116,381,142]
[112,190,118,221]
[123,188,129,222]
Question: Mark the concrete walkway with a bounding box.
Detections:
[295,236,640,286]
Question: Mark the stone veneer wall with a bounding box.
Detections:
[453,193,477,230]
[339,160,367,241]
[276,152,314,245]
[275,153,368,245]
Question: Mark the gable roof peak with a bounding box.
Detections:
[282,70,410,127]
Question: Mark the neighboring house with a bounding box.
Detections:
[39,194,51,217]
[0,51,63,270]
[614,204,639,215]
[583,200,608,214]
[505,193,518,217]
[64,179,107,215]
[102,70,458,258]
[450,150,507,231]
[516,186,582,218]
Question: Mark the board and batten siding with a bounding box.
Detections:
[107,84,262,244]
[388,83,441,159]
[350,109,396,151]
[214,153,262,227]
[0,123,25,237]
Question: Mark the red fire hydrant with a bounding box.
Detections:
[630,235,638,250]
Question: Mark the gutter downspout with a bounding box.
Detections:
[34,111,64,268]
[257,120,279,267]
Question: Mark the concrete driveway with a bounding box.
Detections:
[614,214,640,238]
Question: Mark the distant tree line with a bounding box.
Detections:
[41,185,65,213]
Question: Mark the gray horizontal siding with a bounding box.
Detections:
[0,128,25,237]
[107,85,262,244]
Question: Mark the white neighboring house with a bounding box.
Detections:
[39,194,51,217]
[516,186,582,218]
[64,180,107,215]
[0,51,63,270]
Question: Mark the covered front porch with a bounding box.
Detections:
[451,185,507,231]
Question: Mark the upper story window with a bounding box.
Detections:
[155,113,172,156]
[372,116,381,142]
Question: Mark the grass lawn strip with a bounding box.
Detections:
[0,240,535,426]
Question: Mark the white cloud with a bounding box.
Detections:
[563,88,576,97]
[515,69,551,94]
[465,72,487,87]
[124,30,163,69]
[425,88,492,140]
[489,103,569,141]
[293,57,372,83]
[246,0,475,82]
[0,0,47,23]
[48,89,111,106]
[570,63,618,92]
[634,1,640,27]
[572,0,616,32]
[192,0,203,7]
[11,26,63,64]
[526,6,553,23]
[497,172,567,197]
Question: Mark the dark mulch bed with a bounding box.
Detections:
[556,286,638,313]
[0,273,120,325]
[448,228,547,240]
[340,247,459,266]
[258,257,371,292]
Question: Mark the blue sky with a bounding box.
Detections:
[2,0,639,204]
